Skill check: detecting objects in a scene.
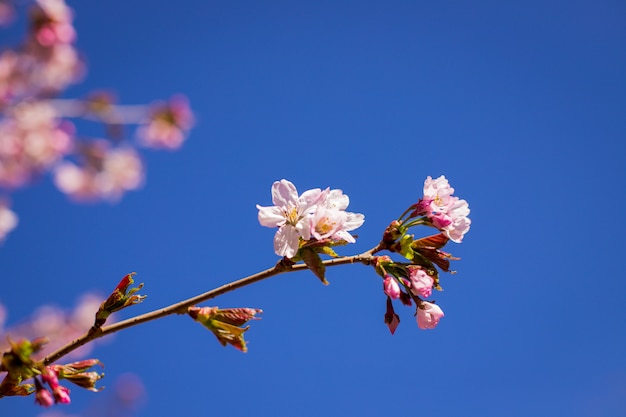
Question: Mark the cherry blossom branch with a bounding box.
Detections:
[42,243,385,366]
[45,98,151,124]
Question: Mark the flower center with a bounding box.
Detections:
[315,217,335,235]
[286,207,299,225]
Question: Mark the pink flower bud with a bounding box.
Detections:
[35,388,54,407]
[41,368,60,389]
[416,302,444,330]
[34,380,54,408]
[408,267,434,298]
[383,275,401,300]
[52,385,71,404]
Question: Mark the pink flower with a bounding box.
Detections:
[416,302,444,330]
[423,175,455,206]
[257,180,365,257]
[418,175,471,243]
[311,188,364,243]
[383,275,401,299]
[408,266,434,298]
[257,179,323,258]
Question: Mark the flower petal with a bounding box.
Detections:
[274,225,300,258]
[343,212,364,231]
[271,179,298,208]
[256,204,286,228]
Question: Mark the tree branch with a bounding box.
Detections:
[42,243,384,365]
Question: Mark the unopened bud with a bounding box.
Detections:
[95,272,146,327]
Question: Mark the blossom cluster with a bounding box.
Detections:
[0,177,471,409]
[256,176,470,334]
[413,175,471,243]
[0,0,194,243]
[377,175,470,333]
[257,179,365,258]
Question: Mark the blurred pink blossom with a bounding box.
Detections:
[0,51,20,104]
[137,95,194,149]
[416,302,444,330]
[0,0,82,101]
[0,293,109,360]
[31,44,83,92]
[31,0,76,47]
[0,101,73,187]
[54,145,143,202]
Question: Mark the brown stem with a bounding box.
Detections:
[42,243,384,365]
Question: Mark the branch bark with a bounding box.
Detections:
[42,243,384,365]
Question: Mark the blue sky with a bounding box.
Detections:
[1,0,625,416]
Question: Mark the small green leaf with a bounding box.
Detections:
[319,246,340,258]
[398,234,415,261]
[301,247,328,285]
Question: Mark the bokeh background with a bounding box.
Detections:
[2,0,625,416]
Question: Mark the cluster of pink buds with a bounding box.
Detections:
[0,0,194,243]
[34,358,104,407]
[34,367,70,406]
[0,337,102,406]
[376,176,470,334]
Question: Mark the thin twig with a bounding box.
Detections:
[42,243,384,365]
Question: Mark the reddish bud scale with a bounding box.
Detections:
[115,273,135,292]
[95,272,145,327]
